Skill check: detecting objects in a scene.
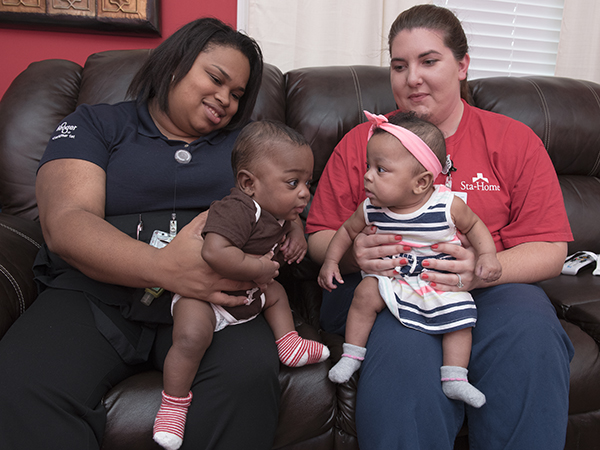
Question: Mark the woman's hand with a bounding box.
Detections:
[404,236,564,291]
[155,213,254,307]
[419,233,479,291]
[353,225,406,276]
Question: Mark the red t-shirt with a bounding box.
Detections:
[306,101,572,251]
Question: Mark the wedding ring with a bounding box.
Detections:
[456,273,464,289]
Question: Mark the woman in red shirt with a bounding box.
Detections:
[307,5,574,449]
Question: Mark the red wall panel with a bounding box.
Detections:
[0,0,237,99]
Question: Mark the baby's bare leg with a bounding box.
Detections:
[164,297,216,396]
[442,327,472,368]
[346,277,386,347]
[155,297,216,450]
[262,281,295,340]
[263,282,329,367]
[329,277,384,383]
[441,328,486,408]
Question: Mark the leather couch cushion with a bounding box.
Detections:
[284,66,395,188]
[0,60,82,220]
[0,214,44,337]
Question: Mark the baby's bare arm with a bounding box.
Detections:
[318,205,367,291]
[202,232,278,285]
[475,252,503,282]
[451,197,502,282]
[323,205,367,265]
[280,220,308,264]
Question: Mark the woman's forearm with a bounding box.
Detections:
[307,230,334,266]
[308,230,361,273]
[42,203,252,304]
[37,159,163,289]
[493,241,567,285]
[44,208,160,288]
[36,159,212,295]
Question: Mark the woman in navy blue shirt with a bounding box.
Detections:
[0,18,279,450]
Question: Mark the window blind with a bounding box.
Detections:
[434,0,564,79]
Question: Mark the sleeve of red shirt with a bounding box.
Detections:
[498,128,573,248]
[306,122,371,234]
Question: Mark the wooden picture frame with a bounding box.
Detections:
[0,0,161,36]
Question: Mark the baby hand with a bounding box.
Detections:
[280,225,308,264]
[254,251,280,287]
[475,253,502,283]
[318,261,344,292]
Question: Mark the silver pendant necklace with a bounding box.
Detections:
[174,148,192,164]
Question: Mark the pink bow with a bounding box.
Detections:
[364,110,443,178]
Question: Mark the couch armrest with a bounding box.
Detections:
[0,213,44,338]
[539,270,600,345]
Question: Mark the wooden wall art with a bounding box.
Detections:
[0,0,161,36]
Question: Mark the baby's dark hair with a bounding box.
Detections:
[231,120,310,175]
[373,111,446,174]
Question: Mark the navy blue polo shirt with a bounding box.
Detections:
[41,101,239,216]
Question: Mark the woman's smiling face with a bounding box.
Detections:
[389,28,469,134]
[167,45,250,138]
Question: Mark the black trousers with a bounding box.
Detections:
[0,288,280,449]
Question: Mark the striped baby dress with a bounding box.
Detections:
[363,185,477,334]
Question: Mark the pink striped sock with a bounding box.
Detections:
[275,331,330,367]
[153,390,193,450]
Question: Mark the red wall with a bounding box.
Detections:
[0,0,238,99]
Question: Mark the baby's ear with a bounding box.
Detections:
[237,169,256,195]
[413,171,434,194]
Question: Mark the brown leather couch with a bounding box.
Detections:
[1,49,600,450]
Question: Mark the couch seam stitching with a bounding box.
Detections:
[348,67,364,123]
[581,81,600,175]
[0,223,42,249]
[525,78,551,150]
[0,263,25,316]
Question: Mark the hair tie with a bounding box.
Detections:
[441,154,455,175]
[364,110,443,178]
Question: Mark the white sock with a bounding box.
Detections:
[153,390,192,450]
[328,343,366,383]
[441,366,486,408]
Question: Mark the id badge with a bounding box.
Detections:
[150,230,174,249]
[141,230,174,306]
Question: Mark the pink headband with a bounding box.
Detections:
[365,110,443,178]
